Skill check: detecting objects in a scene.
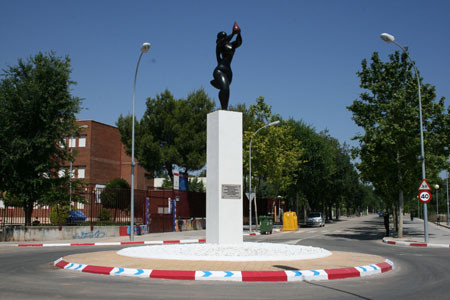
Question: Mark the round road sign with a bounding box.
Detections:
[419,191,432,203]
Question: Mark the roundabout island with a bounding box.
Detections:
[54,242,393,282]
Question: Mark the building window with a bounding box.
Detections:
[69,136,76,148]
[95,184,105,203]
[158,206,170,214]
[58,169,65,178]
[79,135,86,147]
[77,167,85,179]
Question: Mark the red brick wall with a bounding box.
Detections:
[65,120,154,190]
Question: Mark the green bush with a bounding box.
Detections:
[98,208,111,221]
[50,205,70,225]
[100,178,130,210]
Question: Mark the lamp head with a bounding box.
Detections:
[435,184,440,189]
[380,33,396,43]
[141,42,151,53]
[268,120,281,127]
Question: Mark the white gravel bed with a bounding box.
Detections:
[117,242,332,261]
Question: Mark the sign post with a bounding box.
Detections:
[418,179,431,242]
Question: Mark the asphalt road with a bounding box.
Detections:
[1,215,449,300]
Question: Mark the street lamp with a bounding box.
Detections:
[130,42,151,241]
[380,33,429,242]
[435,184,440,224]
[444,147,449,226]
[69,125,88,210]
[248,120,280,233]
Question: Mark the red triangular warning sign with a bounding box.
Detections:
[418,179,431,191]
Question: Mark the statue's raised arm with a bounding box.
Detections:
[210,22,242,110]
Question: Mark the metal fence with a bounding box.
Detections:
[0,187,206,233]
[0,187,147,226]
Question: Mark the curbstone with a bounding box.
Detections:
[54,258,394,282]
[16,239,206,247]
[382,237,450,248]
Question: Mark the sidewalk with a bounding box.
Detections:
[0,230,207,247]
[384,217,450,247]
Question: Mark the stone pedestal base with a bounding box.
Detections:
[206,110,243,244]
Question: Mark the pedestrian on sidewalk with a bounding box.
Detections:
[177,217,184,232]
[410,210,414,221]
[383,211,390,237]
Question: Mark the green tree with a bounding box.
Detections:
[188,177,205,192]
[238,98,304,210]
[287,121,334,216]
[38,173,86,208]
[348,51,449,237]
[117,89,215,181]
[100,178,130,210]
[0,52,82,225]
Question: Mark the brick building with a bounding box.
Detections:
[63,120,153,190]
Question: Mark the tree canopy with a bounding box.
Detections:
[117,89,215,180]
[348,51,449,236]
[0,52,82,225]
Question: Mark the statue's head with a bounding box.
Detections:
[216,31,227,42]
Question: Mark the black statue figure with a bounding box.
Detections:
[210,22,242,110]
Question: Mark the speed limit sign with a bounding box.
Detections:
[419,191,432,203]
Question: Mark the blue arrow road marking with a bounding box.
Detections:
[370,265,378,271]
[224,271,233,277]
[66,263,74,269]
[134,269,144,276]
[360,266,367,272]
[74,264,83,270]
[202,271,212,277]
[311,270,320,276]
[115,268,124,274]
[293,271,302,277]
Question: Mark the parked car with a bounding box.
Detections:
[66,210,87,224]
[306,212,325,227]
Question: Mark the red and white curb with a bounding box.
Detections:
[244,228,282,236]
[16,229,283,247]
[382,238,450,248]
[16,239,206,247]
[54,257,394,282]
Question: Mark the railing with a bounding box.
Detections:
[0,187,207,233]
[0,187,147,226]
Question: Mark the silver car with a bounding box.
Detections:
[306,212,325,227]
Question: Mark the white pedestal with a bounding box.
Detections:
[206,110,243,244]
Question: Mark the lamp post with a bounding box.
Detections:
[435,184,440,224]
[69,125,88,210]
[380,33,429,243]
[447,170,449,225]
[248,120,280,233]
[130,42,151,241]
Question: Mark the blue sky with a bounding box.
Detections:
[1,0,449,148]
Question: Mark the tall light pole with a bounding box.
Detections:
[380,33,429,243]
[69,125,88,210]
[130,42,151,241]
[248,120,280,233]
[435,184,440,224]
[447,169,449,225]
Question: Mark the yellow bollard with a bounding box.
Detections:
[282,211,298,231]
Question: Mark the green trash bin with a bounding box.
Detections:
[259,216,273,235]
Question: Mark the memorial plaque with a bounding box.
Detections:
[221,184,241,199]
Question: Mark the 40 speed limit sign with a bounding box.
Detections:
[419,191,432,203]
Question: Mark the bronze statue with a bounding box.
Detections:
[210,22,242,110]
